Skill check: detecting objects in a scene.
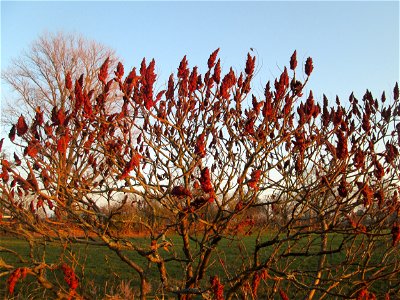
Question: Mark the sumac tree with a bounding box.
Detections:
[1,49,399,299]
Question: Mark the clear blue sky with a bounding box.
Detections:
[1,1,399,110]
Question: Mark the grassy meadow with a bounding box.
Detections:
[0,233,397,299]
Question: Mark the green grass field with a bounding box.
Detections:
[0,234,398,299]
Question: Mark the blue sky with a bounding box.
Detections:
[1,1,399,112]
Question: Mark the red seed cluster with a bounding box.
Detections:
[195,133,206,158]
[171,185,192,198]
[16,115,28,137]
[115,62,124,79]
[391,223,400,246]
[251,271,261,296]
[385,143,399,164]
[210,275,224,300]
[305,57,313,76]
[338,177,348,197]
[7,268,27,295]
[200,167,213,194]
[336,131,348,160]
[120,151,142,180]
[208,48,220,69]
[245,53,256,76]
[65,72,73,90]
[290,50,297,70]
[248,169,262,190]
[140,59,157,110]
[356,289,376,300]
[213,59,221,84]
[61,263,79,291]
[98,57,110,85]
[220,68,236,99]
[360,183,374,207]
[279,289,290,300]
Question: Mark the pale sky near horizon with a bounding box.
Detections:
[1,1,399,133]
